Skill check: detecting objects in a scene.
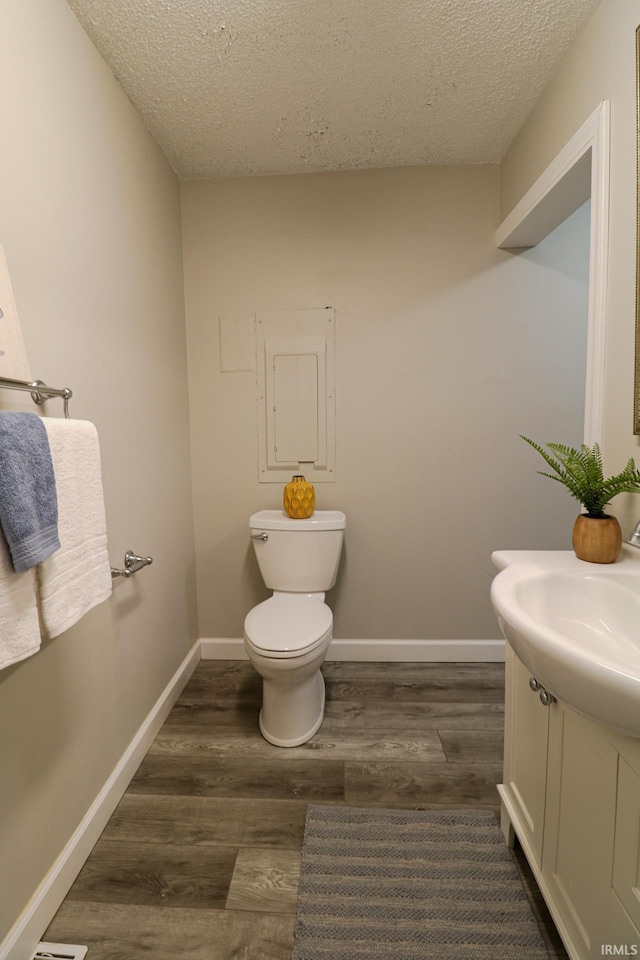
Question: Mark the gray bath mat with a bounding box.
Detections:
[292,806,550,959]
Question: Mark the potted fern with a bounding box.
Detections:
[521,437,640,563]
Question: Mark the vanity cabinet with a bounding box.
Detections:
[501,644,640,960]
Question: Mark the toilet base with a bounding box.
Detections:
[259,669,326,747]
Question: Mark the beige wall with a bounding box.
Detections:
[501,0,640,534]
[0,0,196,942]
[182,167,589,643]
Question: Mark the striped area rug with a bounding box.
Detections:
[292,806,549,959]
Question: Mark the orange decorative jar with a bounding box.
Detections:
[283,475,316,519]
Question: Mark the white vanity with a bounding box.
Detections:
[491,549,640,960]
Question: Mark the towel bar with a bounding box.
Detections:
[0,375,73,418]
[111,550,153,579]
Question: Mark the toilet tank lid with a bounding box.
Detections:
[249,509,347,531]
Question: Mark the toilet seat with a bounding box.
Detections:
[244,594,332,659]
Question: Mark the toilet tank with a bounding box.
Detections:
[249,510,346,592]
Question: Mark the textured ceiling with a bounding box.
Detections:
[66,0,601,180]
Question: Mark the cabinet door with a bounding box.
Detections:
[611,742,640,943]
[502,644,550,866]
[543,702,618,959]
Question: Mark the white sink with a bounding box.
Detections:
[491,548,640,737]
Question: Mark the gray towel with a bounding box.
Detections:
[0,412,60,572]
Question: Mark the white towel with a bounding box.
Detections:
[0,532,40,670]
[37,419,112,639]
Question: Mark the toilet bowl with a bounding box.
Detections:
[244,593,332,746]
[244,509,346,746]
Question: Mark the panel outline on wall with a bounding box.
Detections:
[257,308,336,483]
[266,336,325,469]
[272,350,320,463]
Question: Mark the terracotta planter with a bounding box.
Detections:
[572,514,622,564]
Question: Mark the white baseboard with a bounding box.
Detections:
[200,637,505,662]
[327,639,505,661]
[0,640,201,960]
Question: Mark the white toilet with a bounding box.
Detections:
[244,509,347,747]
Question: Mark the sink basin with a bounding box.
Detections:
[491,549,640,737]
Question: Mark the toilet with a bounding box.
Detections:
[244,509,347,747]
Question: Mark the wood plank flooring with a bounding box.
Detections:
[44,660,568,959]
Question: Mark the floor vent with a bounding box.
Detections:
[31,944,88,960]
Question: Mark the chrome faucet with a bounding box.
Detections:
[626,520,640,547]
